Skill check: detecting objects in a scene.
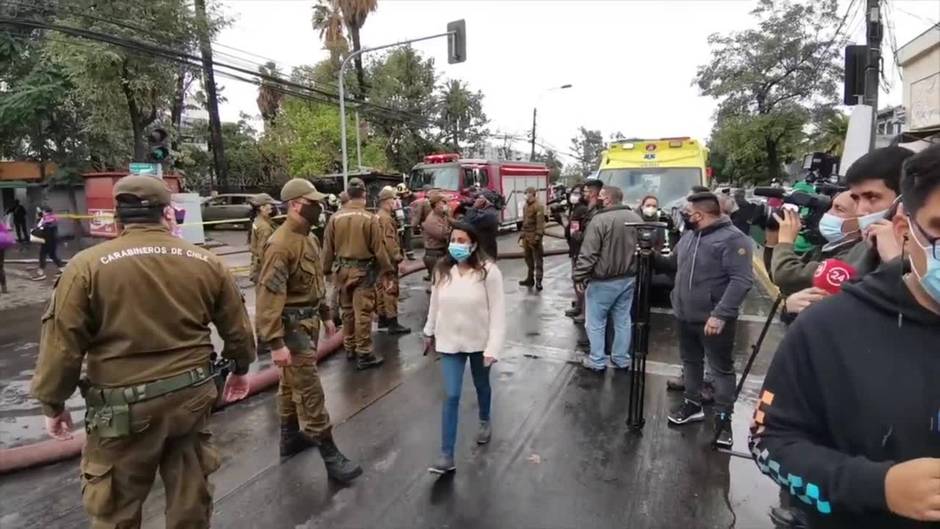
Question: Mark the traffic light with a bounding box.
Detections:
[447,19,466,64]
[843,45,866,106]
[147,128,170,162]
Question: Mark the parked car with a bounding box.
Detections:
[201,193,282,228]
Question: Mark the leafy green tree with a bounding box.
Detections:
[696,0,842,181]
[435,79,488,153]
[569,127,604,178]
[39,0,226,164]
[534,149,563,182]
[367,47,440,172]
[708,110,808,185]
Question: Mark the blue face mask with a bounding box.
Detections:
[448,242,473,262]
[818,213,846,243]
[908,218,940,304]
[858,207,889,231]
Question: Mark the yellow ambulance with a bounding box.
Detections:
[592,137,710,209]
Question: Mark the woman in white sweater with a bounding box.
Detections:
[423,222,506,474]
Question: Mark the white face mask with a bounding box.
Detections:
[858,208,889,231]
[642,206,657,217]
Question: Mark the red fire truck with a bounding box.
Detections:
[408,153,551,228]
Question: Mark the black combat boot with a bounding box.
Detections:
[518,278,534,287]
[356,353,385,370]
[536,279,543,291]
[318,437,363,483]
[386,317,411,335]
[376,316,390,332]
[280,418,315,459]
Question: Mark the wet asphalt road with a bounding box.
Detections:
[0,229,785,528]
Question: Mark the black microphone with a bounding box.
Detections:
[753,187,786,198]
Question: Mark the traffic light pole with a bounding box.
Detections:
[863,0,883,150]
[338,31,455,189]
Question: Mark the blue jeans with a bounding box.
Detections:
[440,352,491,458]
[585,276,635,369]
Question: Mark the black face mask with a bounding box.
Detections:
[681,212,698,230]
[299,202,321,225]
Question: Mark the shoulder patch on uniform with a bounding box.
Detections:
[737,247,747,256]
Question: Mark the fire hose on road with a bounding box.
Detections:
[0,245,571,474]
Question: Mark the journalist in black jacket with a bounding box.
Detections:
[751,143,940,529]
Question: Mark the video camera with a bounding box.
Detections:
[741,186,841,245]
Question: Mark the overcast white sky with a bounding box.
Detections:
[213,0,940,162]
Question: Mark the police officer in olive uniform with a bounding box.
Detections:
[322,177,393,370]
[375,186,410,335]
[520,186,546,291]
[31,175,256,529]
[255,178,362,482]
[249,193,278,284]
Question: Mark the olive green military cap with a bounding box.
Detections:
[113,175,171,206]
[525,186,537,194]
[378,186,397,202]
[250,193,277,206]
[348,177,366,191]
[428,191,445,205]
[280,178,326,202]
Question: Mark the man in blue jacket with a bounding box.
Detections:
[657,192,753,447]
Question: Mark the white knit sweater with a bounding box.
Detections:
[423,262,506,359]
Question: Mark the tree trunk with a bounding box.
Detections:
[120,62,147,162]
[765,135,779,182]
[170,69,187,152]
[349,25,366,98]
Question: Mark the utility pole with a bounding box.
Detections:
[195,0,227,192]
[863,0,883,149]
[530,107,537,161]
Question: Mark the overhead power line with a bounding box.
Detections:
[0,8,434,127]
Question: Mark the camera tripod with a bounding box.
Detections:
[712,293,784,458]
[625,222,666,432]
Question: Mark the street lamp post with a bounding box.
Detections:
[339,27,463,189]
[529,84,572,161]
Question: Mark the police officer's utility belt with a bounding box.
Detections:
[80,366,215,438]
[281,305,316,323]
[336,257,375,269]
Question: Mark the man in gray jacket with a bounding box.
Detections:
[573,186,643,371]
[657,192,753,448]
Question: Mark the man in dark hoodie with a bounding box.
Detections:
[659,192,754,447]
[749,143,940,529]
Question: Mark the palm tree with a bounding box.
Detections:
[312,0,348,68]
[256,61,283,131]
[814,111,849,155]
[338,0,378,98]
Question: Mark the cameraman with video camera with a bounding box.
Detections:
[767,190,861,296]
[750,143,940,529]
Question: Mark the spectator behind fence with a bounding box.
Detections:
[5,199,28,243]
[749,143,940,529]
[462,193,499,260]
[0,218,12,294]
[573,186,643,372]
[30,206,65,281]
[657,192,753,448]
[423,223,506,475]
